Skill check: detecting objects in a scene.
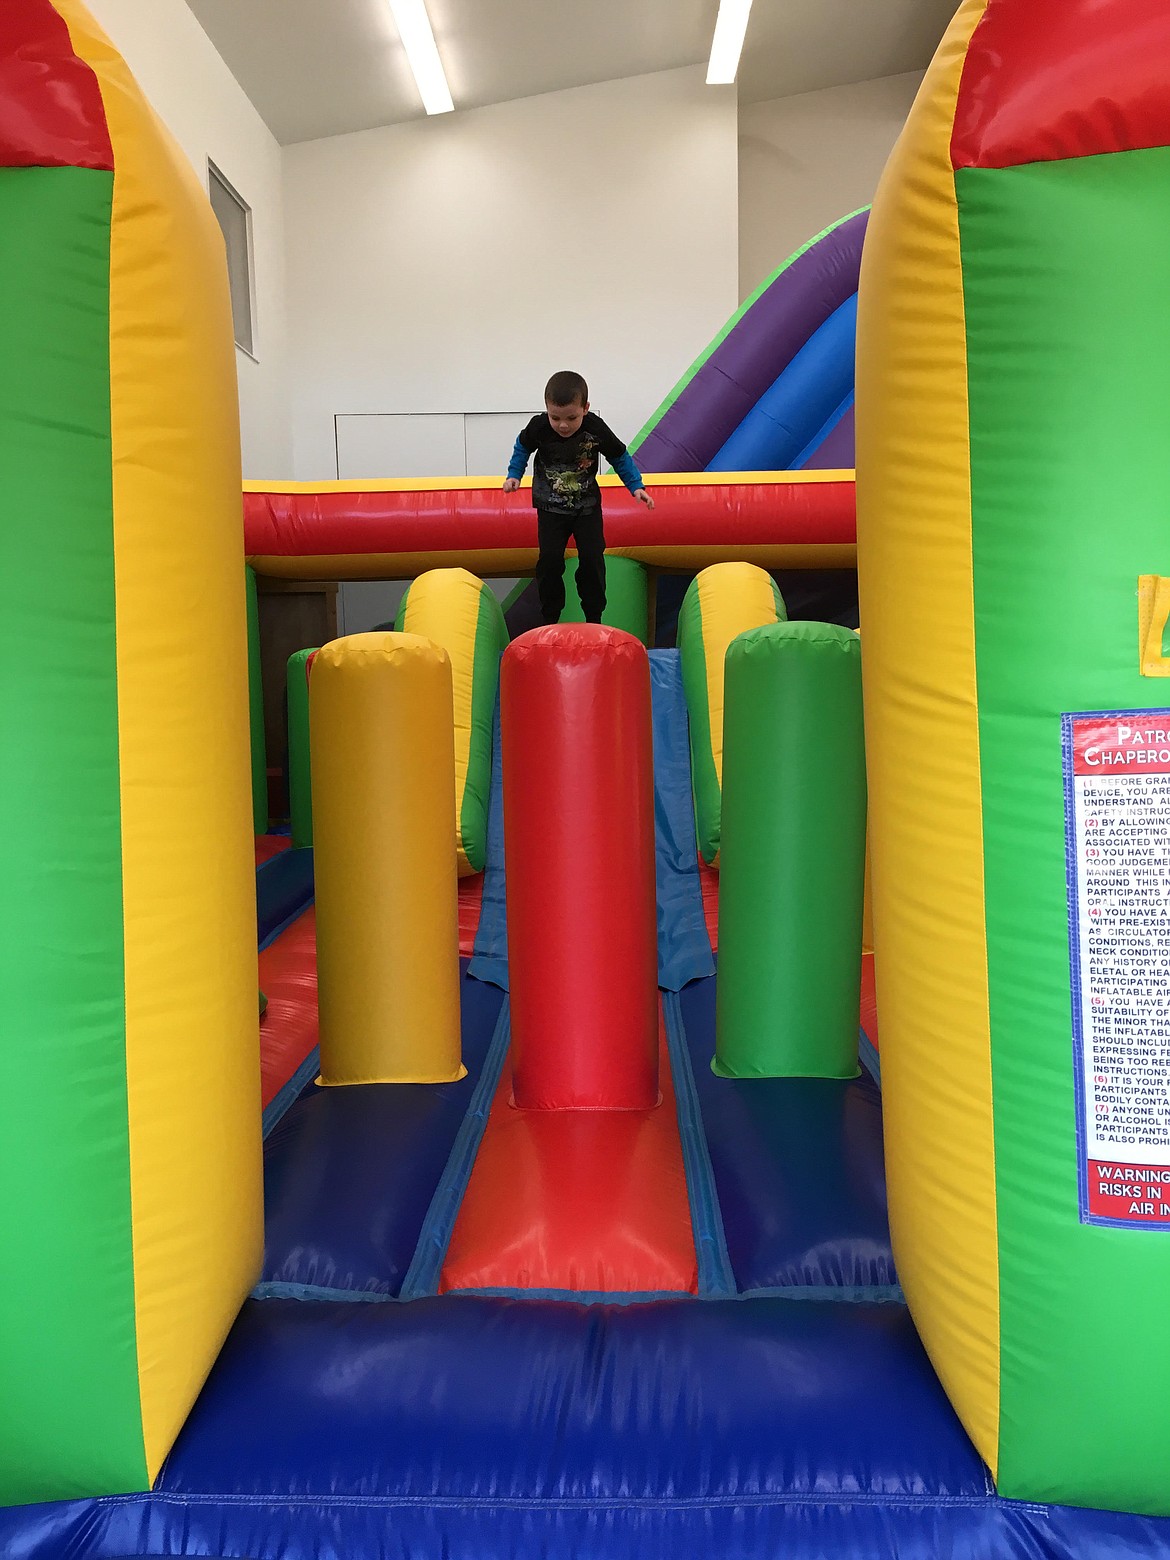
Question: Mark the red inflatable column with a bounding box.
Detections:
[503,624,658,1110]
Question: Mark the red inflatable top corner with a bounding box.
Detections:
[951,0,1170,171]
[0,1,114,172]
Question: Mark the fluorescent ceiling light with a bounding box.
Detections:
[387,0,454,115]
[706,0,754,85]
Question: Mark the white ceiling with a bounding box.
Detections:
[185,0,958,147]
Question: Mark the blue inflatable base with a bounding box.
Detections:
[5,1290,1169,1559]
[5,970,1170,1558]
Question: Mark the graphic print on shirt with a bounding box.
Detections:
[543,435,600,510]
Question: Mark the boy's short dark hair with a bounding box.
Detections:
[545,370,588,408]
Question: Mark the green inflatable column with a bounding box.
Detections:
[560,555,650,643]
[245,567,268,834]
[715,621,866,1078]
[287,647,318,849]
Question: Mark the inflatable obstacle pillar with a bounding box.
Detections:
[395,568,508,875]
[311,634,463,1085]
[715,622,865,1078]
[286,647,317,849]
[503,625,658,1109]
[677,563,787,864]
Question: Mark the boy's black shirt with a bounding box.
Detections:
[518,412,628,517]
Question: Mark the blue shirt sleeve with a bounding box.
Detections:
[611,449,645,493]
[506,438,530,482]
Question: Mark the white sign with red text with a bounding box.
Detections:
[1064,711,1170,1227]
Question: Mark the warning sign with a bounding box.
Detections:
[1065,711,1170,1227]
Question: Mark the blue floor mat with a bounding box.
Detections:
[259,965,505,1298]
[679,975,897,1293]
[7,1293,1169,1560]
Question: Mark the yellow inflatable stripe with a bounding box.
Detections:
[243,470,854,495]
[856,0,1000,1469]
[60,1,263,1481]
[611,544,857,571]
[402,570,483,875]
[248,544,859,582]
[697,563,782,790]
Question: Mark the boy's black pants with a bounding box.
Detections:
[536,507,606,625]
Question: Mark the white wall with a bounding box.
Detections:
[738,71,923,299]
[283,66,739,481]
[70,5,918,477]
[83,0,292,477]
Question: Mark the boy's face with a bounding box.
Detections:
[546,399,588,438]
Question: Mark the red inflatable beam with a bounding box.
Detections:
[243,476,855,573]
[503,625,658,1110]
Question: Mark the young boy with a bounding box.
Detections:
[503,370,654,626]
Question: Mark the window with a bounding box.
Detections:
[208,160,256,358]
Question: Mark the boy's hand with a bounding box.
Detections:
[634,487,655,509]
[502,477,521,493]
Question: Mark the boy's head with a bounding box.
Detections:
[544,370,589,437]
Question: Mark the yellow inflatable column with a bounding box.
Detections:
[311,633,464,1084]
[856,0,1001,1468]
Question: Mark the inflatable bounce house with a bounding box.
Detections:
[2,0,1170,1555]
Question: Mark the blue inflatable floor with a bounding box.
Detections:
[7,1288,1170,1559]
[260,964,506,1299]
[6,972,1170,1558]
[678,975,897,1294]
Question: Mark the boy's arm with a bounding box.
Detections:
[611,448,647,494]
[595,419,655,506]
[503,423,536,492]
[505,437,530,481]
